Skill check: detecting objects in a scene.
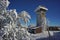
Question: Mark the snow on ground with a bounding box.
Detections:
[0,30,60,40]
[30,31,60,40]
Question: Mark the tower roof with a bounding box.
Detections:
[35,5,48,12]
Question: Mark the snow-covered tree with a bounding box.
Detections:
[20,11,31,27]
[0,0,31,40]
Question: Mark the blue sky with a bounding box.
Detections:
[8,0,60,26]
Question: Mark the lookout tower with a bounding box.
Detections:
[35,5,48,31]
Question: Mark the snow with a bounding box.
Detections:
[30,31,60,40]
[30,31,52,40]
[35,5,48,12]
[0,0,60,40]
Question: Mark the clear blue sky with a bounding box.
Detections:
[8,0,60,26]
